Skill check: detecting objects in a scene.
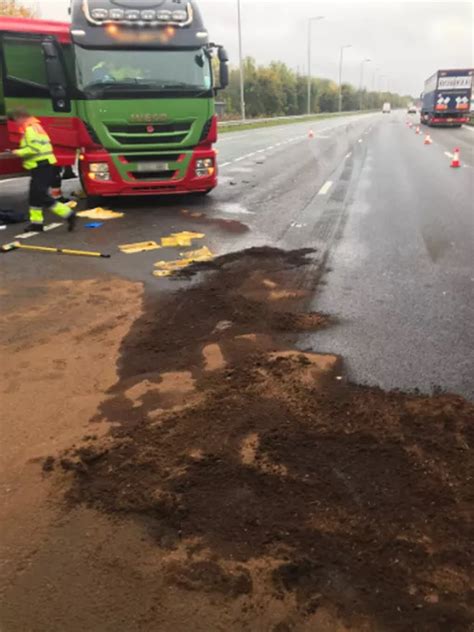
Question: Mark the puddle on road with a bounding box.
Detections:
[181,210,249,234]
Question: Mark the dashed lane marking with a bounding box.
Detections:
[445,152,454,159]
[318,180,333,196]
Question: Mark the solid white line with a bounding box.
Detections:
[267,146,275,150]
[462,125,474,133]
[220,162,231,168]
[445,152,454,159]
[318,180,333,195]
[0,177,27,185]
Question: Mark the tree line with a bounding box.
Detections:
[221,57,411,118]
[0,0,35,16]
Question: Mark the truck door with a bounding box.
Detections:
[0,34,23,178]
[1,32,79,169]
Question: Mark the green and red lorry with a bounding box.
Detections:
[0,0,228,199]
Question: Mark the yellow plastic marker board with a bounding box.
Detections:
[77,208,124,220]
[119,241,161,254]
[160,231,206,248]
[179,246,214,262]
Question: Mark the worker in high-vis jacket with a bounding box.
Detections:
[9,108,76,232]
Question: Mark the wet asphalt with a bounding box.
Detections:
[1,112,473,398]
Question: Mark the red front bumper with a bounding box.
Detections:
[81,147,218,197]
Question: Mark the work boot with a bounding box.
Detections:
[67,211,77,233]
[26,223,44,233]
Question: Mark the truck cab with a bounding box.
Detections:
[1,2,229,197]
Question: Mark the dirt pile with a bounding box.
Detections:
[52,249,473,631]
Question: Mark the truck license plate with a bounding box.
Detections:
[136,161,169,172]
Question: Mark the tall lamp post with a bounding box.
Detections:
[359,58,371,110]
[237,0,246,120]
[338,44,352,113]
[307,16,325,115]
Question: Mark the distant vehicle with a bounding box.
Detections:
[407,104,417,114]
[382,102,391,114]
[421,68,473,127]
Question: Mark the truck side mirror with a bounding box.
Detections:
[217,47,229,91]
[41,40,71,113]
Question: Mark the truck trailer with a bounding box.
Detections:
[421,68,473,127]
[0,0,229,200]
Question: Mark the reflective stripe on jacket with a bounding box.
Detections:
[14,117,57,170]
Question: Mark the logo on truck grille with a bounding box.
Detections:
[130,113,169,123]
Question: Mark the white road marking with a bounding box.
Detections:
[318,180,333,196]
[218,118,373,171]
[0,177,27,185]
[462,125,474,133]
[345,152,352,159]
[445,152,454,159]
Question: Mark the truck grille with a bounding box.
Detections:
[105,122,192,145]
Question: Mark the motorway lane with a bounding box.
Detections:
[1,111,472,398]
[306,113,474,398]
[0,111,378,283]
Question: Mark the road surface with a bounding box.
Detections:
[2,111,474,632]
[1,111,473,398]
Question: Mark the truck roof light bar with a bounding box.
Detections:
[84,1,193,27]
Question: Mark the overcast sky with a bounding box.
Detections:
[30,0,473,96]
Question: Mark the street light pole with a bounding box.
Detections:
[359,58,371,110]
[237,0,246,120]
[338,44,352,113]
[307,16,325,116]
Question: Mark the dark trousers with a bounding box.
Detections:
[29,162,57,211]
[28,162,71,224]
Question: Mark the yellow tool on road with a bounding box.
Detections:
[1,242,111,258]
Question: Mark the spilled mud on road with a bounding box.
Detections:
[52,248,473,632]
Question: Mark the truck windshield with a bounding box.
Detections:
[75,47,212,97]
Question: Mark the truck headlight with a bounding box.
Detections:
[88,163,111,181]
[195,158,215,177]
[89,162,109,173]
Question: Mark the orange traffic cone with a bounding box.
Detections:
[415,126,421,135]
[424,134,433,145]
[450,148,461,168]
[308,129,315,139]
